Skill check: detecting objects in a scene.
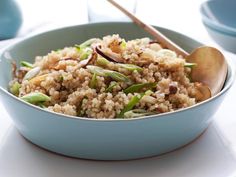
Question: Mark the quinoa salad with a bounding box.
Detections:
[9,35,210,119]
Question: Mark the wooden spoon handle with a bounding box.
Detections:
[107,0,189,57]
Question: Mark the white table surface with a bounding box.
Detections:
[1,0,236,177]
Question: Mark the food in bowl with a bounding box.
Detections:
[9,34,209,119]
[1,22,233,160]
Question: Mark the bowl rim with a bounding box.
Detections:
[202,21,236,38]
[0,22,235,122]
[200,1,236,35]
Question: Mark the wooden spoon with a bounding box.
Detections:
[107,0,228,98]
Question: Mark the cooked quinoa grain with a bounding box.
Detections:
[9,35,209,119]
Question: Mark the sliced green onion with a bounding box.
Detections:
[77,97,88,117]
[80,48,93,60]
[184,62,197,68]
[124,82,157,94]
[75,38,98,50]
[89,73,97,89]
[21,92,51,104]
[75,39,96,60]
[10,81,21,96]
[120,39,126,49]
[117,63,143,72]
[75,44,81,52]
[96,57,110,66]
[86,65,131,83]
[187,74,192,82]
[106,70,130,82]
[105,81,117,92]
[55,49,62,53]
[37,102,46,108]
[117,93,145,118]
[86,65,107,77]
[20,61,33,68]
[96,56,143,72]
[145,90,154,96]
[124,109,157,118]
[23,66,41,81]
[59,75,64,82]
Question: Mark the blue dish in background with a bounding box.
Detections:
[0,0,22,40]
[0,23,234,160]
[200,0,236,53]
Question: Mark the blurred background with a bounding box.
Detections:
[0,0,212,45]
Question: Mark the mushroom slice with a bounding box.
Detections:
[195,82,211,102]
[95,45,125,63]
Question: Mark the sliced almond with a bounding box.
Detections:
[29,74,48,85]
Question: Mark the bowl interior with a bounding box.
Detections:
[0,22,234,99]
[0,22,203,89]
[200,0,236,32]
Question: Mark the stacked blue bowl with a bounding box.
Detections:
[200,0,236,53]
[0,0,22,40]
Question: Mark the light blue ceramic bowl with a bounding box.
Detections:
[0,23,234,160]
[202,23,236,54]
[200,0,236,53]
[0,0,22,40]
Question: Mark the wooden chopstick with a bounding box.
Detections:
[107,0,189,57]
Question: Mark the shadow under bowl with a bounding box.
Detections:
[0,22,234,160]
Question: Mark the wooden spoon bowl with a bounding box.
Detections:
[187,46,227,96]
